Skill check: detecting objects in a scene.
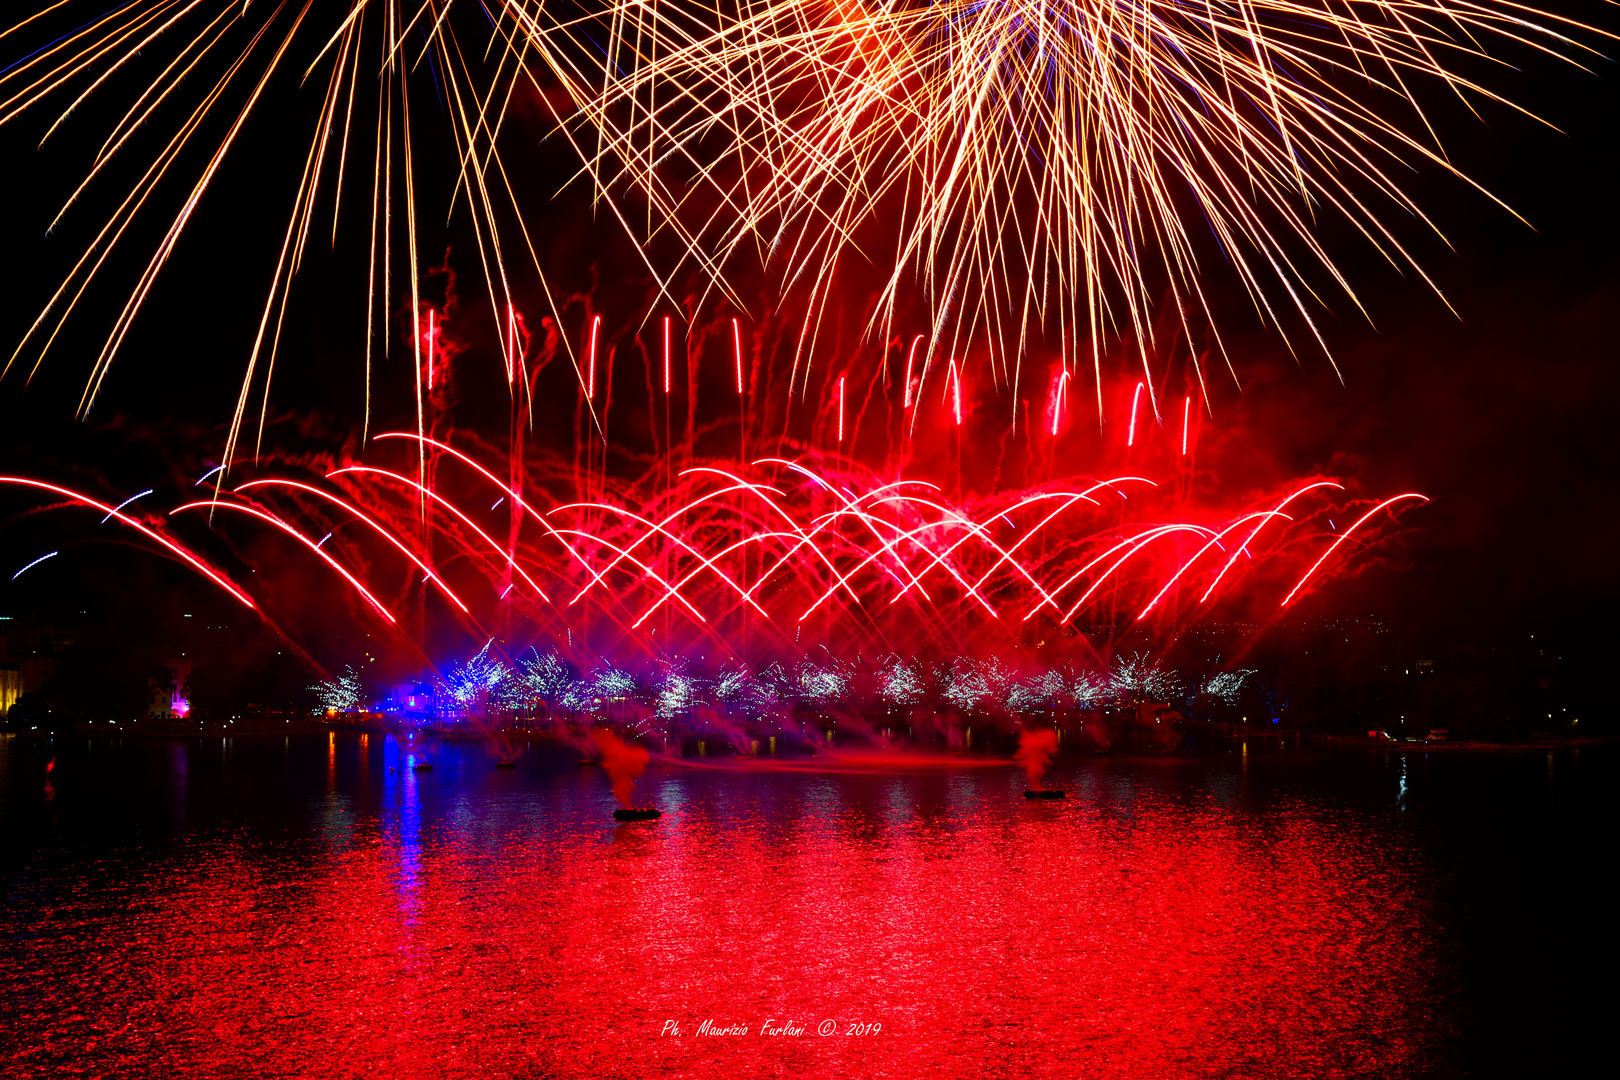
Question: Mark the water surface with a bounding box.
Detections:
[1,734,1613,1078]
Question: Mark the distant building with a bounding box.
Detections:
[389,682,435,717]
[0,663,21,716]
[148,658,193,719]
[0,614,64,709]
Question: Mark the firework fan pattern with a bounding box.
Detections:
[0,433,1412,663]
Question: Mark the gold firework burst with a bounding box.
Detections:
[0,1,603,470]
[550,0,1612,417]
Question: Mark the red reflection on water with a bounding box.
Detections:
[1,744,1451,1078]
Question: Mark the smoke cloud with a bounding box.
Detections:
[591,729,650,807]
[1014,728,1059,786]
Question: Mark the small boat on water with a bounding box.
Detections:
[1024,789,1064,800]
[494,761,517,769]
[412,763,433,772]
[579,759,600,766]
[613,808,661,822]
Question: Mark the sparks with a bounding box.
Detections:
[903,335,923,408]
[1,478,254,607]
[1200,481,1344,604]
[948,360,962,426]
[0,3,579,472]
[1282,494,1431,606]
[564,0,1604,408]
[100,489,153,524]
[235,478,471,613]
[1051,371,1069,436]
[11,552,58,581]
[43,431,1419,659]
[837,376,847,442]
[1128,383,1144,447]
[329,465,551,601]
[505,304,521,385]
[587,314,601,399]
[173,500,396,623]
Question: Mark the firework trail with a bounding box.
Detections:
[553,0,1612,408]
[137,430,1420,669]
[0,303,1427,688]
[0,475,254,606]
[0,1,609,469]
[0,447,1350,737]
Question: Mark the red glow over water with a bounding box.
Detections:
[5,735,1604,1077]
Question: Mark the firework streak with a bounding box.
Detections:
[557,0,1611,402]
[2,1,1608,456]
[38,434,1421,663]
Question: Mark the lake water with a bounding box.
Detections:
[1,733,1613,1078]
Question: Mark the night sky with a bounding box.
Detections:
[0,1,1615,698]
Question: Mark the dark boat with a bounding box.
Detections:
[1024,789,1064,800]
[579,759,600,766]
[613,808,662,822]
[494,761,517,769]
[412,763,433,772]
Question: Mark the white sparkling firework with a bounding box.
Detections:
[442,640,512,712]
[795,660,851,708]
[1110,652,1182,702]
[312,665,364,713]
[1007,668,1067,713]
[877,657,926,707]
[654,664,697,719]
[504,648,576,712]
[1200,669,1257,706]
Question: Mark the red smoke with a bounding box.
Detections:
[1014,729,1059,786]
[590,729,650,807]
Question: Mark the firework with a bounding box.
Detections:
[0,410,1423,684]
[940,656,1013,715]
[0,1,595,468]
[312,665,365,714]
[442,639,512,715]
[555,0,1610,406]
[1197,669,1257,707]
[1,475,254,606]
[876,656,927,707]
[202,441,1421,670]
[793,655,853,708]
[1108,652,1182,703]
[503,647,576,716]
[380,635,1265,743]
[10,550,58,581]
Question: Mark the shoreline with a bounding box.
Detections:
[7,726,1615,756]
[1312,733,1617,753]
